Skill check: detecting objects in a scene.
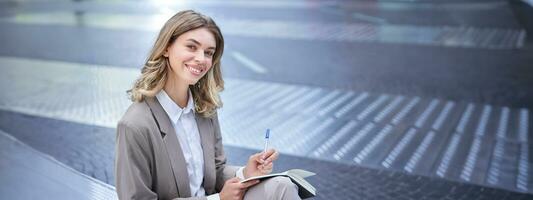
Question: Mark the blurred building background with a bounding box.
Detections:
[1,0,533,199]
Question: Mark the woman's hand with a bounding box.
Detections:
[243,149,279,179]
[219,177,259,200]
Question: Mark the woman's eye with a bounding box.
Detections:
[187,45,196,50]
[205,51,214,57]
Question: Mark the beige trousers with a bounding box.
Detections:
[243,177,301,200]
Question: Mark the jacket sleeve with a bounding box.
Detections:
[212,113,240,192]
[115,121,158,200]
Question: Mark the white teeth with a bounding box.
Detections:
[186,65,202,74]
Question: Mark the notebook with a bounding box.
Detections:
[240,169,316,199]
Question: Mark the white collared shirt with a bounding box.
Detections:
[156,89,206,197]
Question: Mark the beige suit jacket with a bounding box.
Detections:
[115,97,239,200]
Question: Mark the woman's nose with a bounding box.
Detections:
[194,51,207,63]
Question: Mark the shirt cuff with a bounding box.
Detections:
[206,193,220,200]
[236,166,245,180]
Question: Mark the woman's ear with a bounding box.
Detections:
[163,50,169,57]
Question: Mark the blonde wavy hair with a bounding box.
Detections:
[128,10,225,118]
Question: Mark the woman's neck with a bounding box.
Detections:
[163,75,189,109]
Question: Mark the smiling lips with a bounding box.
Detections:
[185,64,205,76]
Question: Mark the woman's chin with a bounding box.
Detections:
[185,78,200,86]
[180,73,205,86]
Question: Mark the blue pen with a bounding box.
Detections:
[263,129,270,159]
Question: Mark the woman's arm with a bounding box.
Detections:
[212,113,240,192]
[115,121,158,200]
[115,121,218,200]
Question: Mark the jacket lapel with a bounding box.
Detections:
[145,97,191,197]
[196,114,216,194]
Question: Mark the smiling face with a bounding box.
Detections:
[164,27,217,86]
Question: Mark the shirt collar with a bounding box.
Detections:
[156,89,195,123]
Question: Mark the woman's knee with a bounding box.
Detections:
[270,177,297,190]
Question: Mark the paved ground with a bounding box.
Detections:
[1,0,533,199]
[0,130,117,200]
[1,110,532,199]
[0,56,531,194]
[1,0,532,107]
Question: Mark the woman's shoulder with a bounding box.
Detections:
[118,101,153,131]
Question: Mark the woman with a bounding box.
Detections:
[115,10,301,200]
